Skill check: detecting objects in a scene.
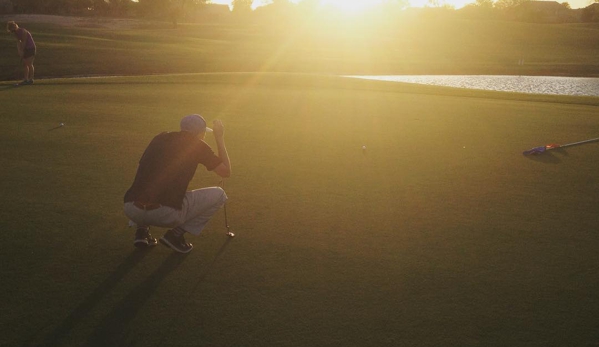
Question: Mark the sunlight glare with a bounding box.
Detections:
[320,0,385,13]
[209,0,388,11]
[207,0,489,11]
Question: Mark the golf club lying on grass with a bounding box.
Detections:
[523,137,599,156]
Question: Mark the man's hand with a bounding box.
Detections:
[212,119,225,139]
[211,119,231,178]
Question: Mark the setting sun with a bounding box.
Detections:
[208,0,386,11]
[319,0,385,13]
[209,0,479,10]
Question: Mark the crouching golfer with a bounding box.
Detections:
[124,115,231,253]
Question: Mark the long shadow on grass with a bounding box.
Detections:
[86,252,189,347]
[0,84,17,91]
[154,238,233,346]
[47,125,65,131]
[525,150,564,164]
[37,248,151,347]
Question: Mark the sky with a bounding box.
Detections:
[208,0,593,10]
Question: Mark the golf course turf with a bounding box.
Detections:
[1,72,598,346]
[1,14,599,347]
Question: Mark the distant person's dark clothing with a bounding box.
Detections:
[14,27,35,50]
[14,27,36,59]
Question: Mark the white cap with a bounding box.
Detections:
[180,114,213,135]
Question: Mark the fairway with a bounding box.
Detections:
[3,17,599,80]
[1,73,599,346]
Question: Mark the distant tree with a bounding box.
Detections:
[0,0,13,14]
[561,2,571,8]
[254,0,295,21]
[581,3,599,21]
[137,0,170,17]
[459,0,497,19]
[12,0,42,13]
[232,0,252,13]
[425,0,455,9]
[11,0,91,14]
[104,0,135,16]
[68,0,95,14]
[475,0,494,8]
[89,0,109,14]
[494,0,528,10]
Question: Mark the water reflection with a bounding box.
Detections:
[349,75,599,97]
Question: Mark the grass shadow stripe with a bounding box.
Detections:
[35,249,151,347]
[154,238,233,346]
[86,252,189,347]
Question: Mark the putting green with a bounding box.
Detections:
[1,73,598,346]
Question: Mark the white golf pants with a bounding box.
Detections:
[124,187,228,236]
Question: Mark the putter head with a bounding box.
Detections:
[226,231,235,238]
[522,146,547,156]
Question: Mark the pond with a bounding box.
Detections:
[348,75,599,97]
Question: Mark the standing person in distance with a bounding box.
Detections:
[6,21,36,86]
[124,115,232,253]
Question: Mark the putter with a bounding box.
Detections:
[224,201,234,238]
[220,179,235,238]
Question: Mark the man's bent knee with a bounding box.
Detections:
[205,187,228,209]
[185,187,228,209]
[216,187,228,204]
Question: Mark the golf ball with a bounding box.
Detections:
[362,145,366,150]
[59,123,64,127]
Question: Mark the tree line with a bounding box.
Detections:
[3,0,599,23]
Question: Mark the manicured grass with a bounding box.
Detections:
[1,73,598,346]
[2,16,599,80]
